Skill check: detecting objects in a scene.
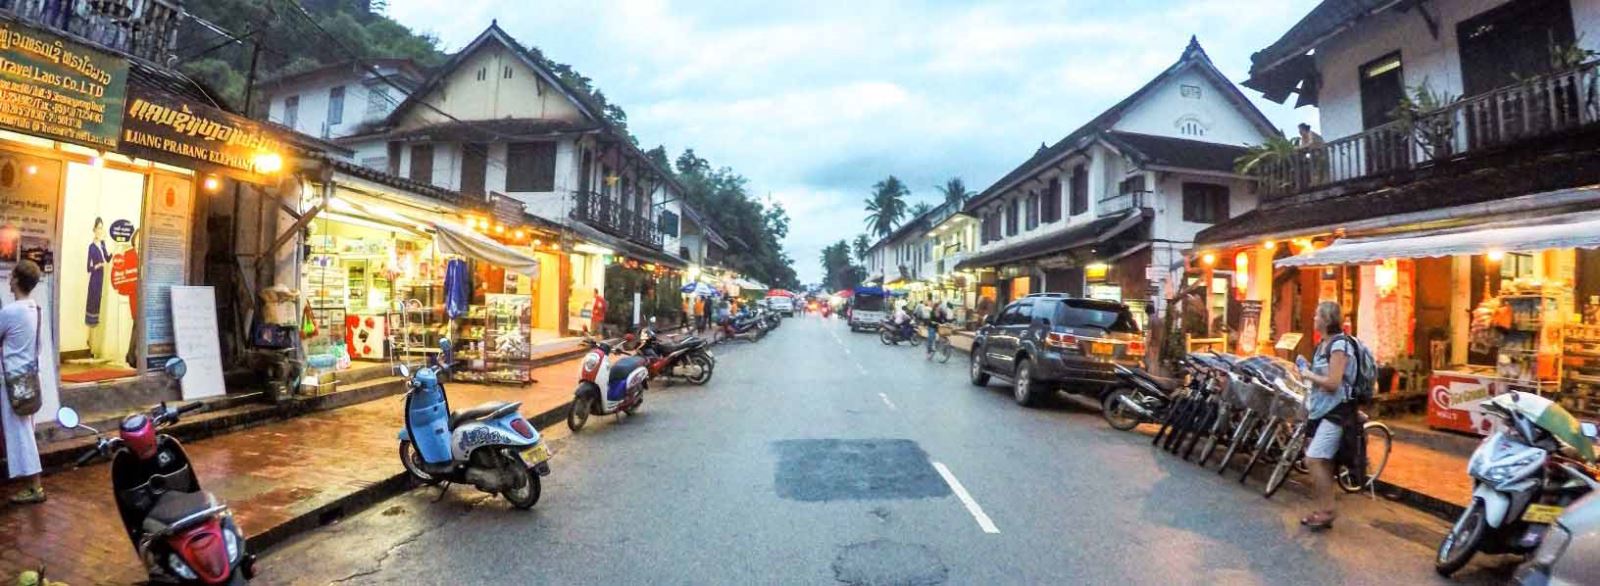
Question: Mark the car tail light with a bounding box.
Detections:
[1045,332,1079,350]
[510,418,535,438]
[1128,339,1146,356]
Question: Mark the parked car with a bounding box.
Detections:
[969,293,1145,406]
[766,295,795,316]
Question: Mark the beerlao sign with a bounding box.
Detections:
[120,89,285,183]
[0,22,127,148]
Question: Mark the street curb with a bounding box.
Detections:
[948,336,1474,523]
[249,399,574,554]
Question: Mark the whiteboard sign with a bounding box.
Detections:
[170,286,225,400]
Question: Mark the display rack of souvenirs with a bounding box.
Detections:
[1492,279,1564,385]
[452,294,534,385]
[1563,323,1600,416]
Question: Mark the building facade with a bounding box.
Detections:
[259,59,426,143]
[958,38,1277,327]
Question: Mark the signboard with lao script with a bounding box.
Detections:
[0,22,128,148]
[120,88,285,183]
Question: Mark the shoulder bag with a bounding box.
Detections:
[6,304,42,416]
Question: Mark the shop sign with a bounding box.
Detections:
[119,88,284,183]
[1424,371,1542,435]
[1087,284,1121,301]
[1237,300,1262,355]
[0,22,128,149]
[108,218,134,242]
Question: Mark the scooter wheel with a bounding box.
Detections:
[504,462,542,510]
[567,395,594,432]
[399,440,441,486]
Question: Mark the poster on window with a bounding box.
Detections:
[1237,300,1262,355]
[142,174,192,367]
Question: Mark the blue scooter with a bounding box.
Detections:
[397,339,552,509]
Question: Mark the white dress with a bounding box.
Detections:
[1,299,41,478]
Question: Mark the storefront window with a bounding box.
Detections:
[60,162,146,379]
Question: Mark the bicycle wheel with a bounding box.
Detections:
[1340,422,1393,493]
[1184,401,1220,462]
[1196,404,1232,466]
[1240,419,1282,482]
[936,337,952,363]
[1264,433,1305,498]
[1153,395,1184,446]
[1216,410,1257,474]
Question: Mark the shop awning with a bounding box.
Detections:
[432,220,541,277]
[1276,215,1600,267]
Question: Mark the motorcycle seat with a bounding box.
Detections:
[141,490,219,535]
[450,401,523,428]
[610,356,646,382]
[1133,370,1182,391]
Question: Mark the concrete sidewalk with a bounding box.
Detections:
[0,356,585,585]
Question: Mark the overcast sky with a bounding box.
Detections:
[388,0,1320,283]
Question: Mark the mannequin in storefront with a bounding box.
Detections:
[85,218,110,360]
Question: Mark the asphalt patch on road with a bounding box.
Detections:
[773,439,951,502]
[832,539,948,585]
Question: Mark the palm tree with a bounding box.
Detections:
[936,177,972,207]
[852,234,870,263]
[1233,134,1300,175]
[863,176,909,237]
[908,201,933,218]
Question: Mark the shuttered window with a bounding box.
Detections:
[1182,182,1230,223]
[1069,165,1088,216]
[506,142,558,192]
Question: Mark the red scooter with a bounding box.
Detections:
[59,358,255,584]
[623,321,714,385]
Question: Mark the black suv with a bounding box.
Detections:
[969,293,1145,406]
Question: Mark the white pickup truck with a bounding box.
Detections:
[766,295,794,316]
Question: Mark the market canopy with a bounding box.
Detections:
[1276,215,1600,268]
[432,220,541,277]
[766,289,797,298]
[681,282,717,297]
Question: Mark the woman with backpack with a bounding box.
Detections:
[1296,300,1361,531]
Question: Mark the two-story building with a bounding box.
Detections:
[258,59,427,143]
[330,23,688,333]
[1197,0,1600,418]
[927,206,979,311]
[958,38,1278,326]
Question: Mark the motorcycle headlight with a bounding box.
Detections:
[168,554,198,580]
[1483,454,1543,484]
[1531,523,1569,569]
[224,526,241,561]
[581,353,600,372]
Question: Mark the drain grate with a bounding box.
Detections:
[772,439,951,502]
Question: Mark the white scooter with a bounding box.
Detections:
[566,337,649,432]
[1435,391,1600,576]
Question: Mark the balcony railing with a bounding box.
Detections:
[1,0,183,63]
[1255,60,1600,200]
[572,191,664,249]
[1097,190,1151,216]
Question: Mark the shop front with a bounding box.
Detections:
[298,168,544,386]
[1267,216,1600,434]
[0,20,306,419]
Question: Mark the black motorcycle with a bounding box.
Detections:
[634,323,715,385]
[878,320,920,345]
[1102,362,1184,431]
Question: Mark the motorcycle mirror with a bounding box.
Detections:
[56,407,80,429]
[397,363,411,378]
[162,357,187,381]
[438,338,453,353]
[1583,421,1598,440]
[649,316,657,324]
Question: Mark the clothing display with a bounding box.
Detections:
[445,258,470,320]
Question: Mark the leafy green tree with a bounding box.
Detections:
[937,177,973,207]
[669,148,797,289]
[819,240,865,291]
[852,234,870,263]
[863,176,909,237]
[908,201,933,219]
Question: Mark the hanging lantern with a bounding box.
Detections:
[1234,251,1250,295]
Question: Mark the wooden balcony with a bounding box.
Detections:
[572,190,664,249]
[1255,60,1600,201]
[0,0,183,63]
[1097,190,1150,217]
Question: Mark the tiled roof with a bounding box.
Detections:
[1244,0,1397,103]
[1103,131,1251,173]
[378,119,600,143]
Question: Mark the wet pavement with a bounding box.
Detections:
[255,316,1516,585]
[0,358,582,585]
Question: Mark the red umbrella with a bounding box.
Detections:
[834,289,853,298]
[766,289,797,298]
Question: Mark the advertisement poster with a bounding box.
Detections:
[170,286,224,400]
[1237,300,1262,355]
[1426,371,1520,435]
[0,22,128,148]
[0,151,60,277]
[142,174,191,366]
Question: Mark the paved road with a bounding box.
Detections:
[258,316,1513,585]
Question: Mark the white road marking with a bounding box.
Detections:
[933,462,1000,534]
[878,393,896,410]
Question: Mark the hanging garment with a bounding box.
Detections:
[85,240,108,326]
[445,258,470,319]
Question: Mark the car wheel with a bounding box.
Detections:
[1013,358,1039,407]
[969,347,990,386]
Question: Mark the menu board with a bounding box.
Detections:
[143,174,192,366]
[170,286,224,400]
[0,22,128,148]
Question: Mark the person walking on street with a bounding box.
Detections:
[1296,301,1357,531]
[921,299,941,360]
[4,261,45,504]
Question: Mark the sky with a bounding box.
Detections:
[387,0,1322,283]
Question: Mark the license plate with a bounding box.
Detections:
[1090,342,1114,355]
[1522,504,1564,524]
[520,443,551,466]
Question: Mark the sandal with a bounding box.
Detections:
[1300,510,1335,530]
[9,486,46,505]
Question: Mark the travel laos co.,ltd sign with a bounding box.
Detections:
[121,91,286,184]
[0,22,128,148]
